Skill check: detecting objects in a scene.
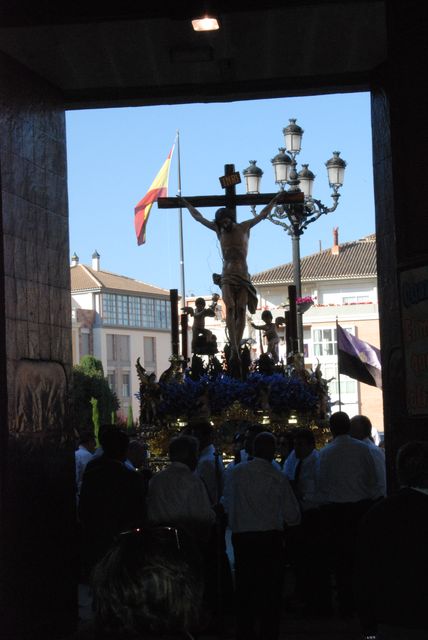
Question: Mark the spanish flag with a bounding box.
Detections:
[134,144,175,245]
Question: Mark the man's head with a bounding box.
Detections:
[101,427,130,462]
[169,435,199,472]
[244,423,265,456]
[189,421,212,451]
[396,441,428,489]
[350,414,372,441]
[195,297,206,311]
[253,432,276,462]
[329,411,351,437]
[214,207,234,231]
[127,439,147,469]
[78,430,96,453]
[293,427,316,460]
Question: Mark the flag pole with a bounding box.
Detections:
[176,130,186,306]
[176,131,189,361]
[336,317,342,410]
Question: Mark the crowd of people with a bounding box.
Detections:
[72,414,428,640]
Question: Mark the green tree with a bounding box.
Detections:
[71,356,119,433]
[127,404,134,430]
[91,397,101,446]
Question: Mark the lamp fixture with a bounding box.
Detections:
[192,16,220,31]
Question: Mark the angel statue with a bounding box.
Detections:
[251,310,286,363]
[136,357,161,427]
[183,294,219,355]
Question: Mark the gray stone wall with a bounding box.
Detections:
[0,53,77,638]
[372,1,428,490]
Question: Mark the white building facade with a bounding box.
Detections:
[71,252,172,421]
[183,233,383,432]
[251,232,383,432]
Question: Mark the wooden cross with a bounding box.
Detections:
[157,163,303,221]
[158,164,304,363]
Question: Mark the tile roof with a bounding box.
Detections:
[70,264,170,297]
[252,233,377,285]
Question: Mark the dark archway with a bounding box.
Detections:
[1,2,427,637]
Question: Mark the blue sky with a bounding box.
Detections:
[66,92,374,297]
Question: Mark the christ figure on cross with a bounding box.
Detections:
[180,194,281,365]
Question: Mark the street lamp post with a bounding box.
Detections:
[243,118,346,355]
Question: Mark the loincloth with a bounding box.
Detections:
[212,272,258,314]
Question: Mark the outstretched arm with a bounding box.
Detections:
[180,197,217,231]
[243,192,283,230]
[251,322,266,330]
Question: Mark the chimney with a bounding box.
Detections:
[92,250,100,271]
[71,252,79,267]
[332,227,339,255]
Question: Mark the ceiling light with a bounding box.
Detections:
[191,16,220,32]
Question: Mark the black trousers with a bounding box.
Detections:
[321,500,374,616]
[232,530,285,640]
[286,508,332,614]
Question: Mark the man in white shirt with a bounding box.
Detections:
[283,428,331,616]
[189,422,225,507]
[284,429,320,513]
[224,431,300,640]
[350,414,386,498]
[75,431,96,502]
[318,411,378,617]
[147,435,215,543]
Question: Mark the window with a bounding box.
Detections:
[144,337,156,371]
[322,362,358,396]
[102,293,170,329]
[313,328,337,356]
[107,371,116,392]
[80,331,90,358]
[122,373,130,397]
[107,334,130,364]
[107,334,117,361]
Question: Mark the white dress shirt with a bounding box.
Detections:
[224,457,301,533]
[75,445,94,497]
[284,449,320,511]
[364,437,386,497]
[196,444,225,505]
[147,461,215,534]
[318,435,378,504]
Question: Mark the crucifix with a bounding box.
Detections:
[158,164,303,375]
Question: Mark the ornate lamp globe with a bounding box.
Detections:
[283,118,304,155]
[243,160,263,194]
[326,151,347,188]
[297,164,315,198]
[271,148,292,186]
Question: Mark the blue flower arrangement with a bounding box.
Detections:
[155,370,319,421]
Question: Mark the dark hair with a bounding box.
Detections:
[397,441,428,488]
[189,421,212,448]
[168,435,199,463]
[244,423,265,455]
[195,297,205,306]
[78,430,95,446]
[350,414,372,440]
[101,428,129,460]
[92,527,203,636]
[261,310,273,323]
[253,431,276,461]
[214,207,234,225]
[329,411,351,436]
